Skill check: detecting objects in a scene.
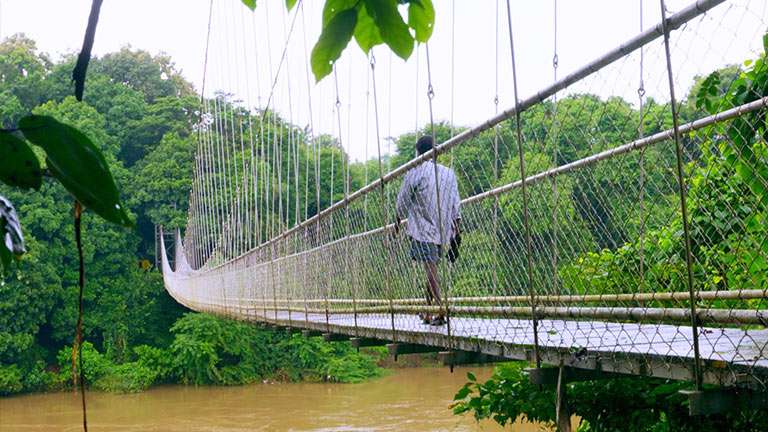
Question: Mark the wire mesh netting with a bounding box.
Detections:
[163,0,768,390]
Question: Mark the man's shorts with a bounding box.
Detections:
[410,238,442,263]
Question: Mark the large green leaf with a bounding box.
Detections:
[19,115,133,227]
[0,132,42,190]
[285,0,297,11]
[364,0,414,60]
[354,3,383,53]
[322,0,358,26]
[407,0,434,43]
[0,195,25,272]
[311,8,358,82]
[241,0,256,11]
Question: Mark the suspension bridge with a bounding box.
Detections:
[160,0,768,417]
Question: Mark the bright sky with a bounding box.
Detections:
[1,0,766,161]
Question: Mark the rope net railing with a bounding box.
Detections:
[165,0,768,390]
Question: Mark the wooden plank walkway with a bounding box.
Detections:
[228,308,768,388]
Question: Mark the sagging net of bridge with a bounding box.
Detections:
[162,0,768,390]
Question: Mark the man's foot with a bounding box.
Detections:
[430,315,446,326]
[419,313,432,325]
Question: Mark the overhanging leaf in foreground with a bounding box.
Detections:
[19,115,133,227]
[311,8,357,82]
[0,131,42,190]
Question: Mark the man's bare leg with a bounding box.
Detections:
[420,262,434,322]
[421,274,433,323]
[425,262,442,316]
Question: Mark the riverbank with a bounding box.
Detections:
[1,313,385,396]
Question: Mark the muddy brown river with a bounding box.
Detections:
[0,366,555,431]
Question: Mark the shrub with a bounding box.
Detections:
[168,313,382,385]
[0,364,23,395]
[453,362,768,431]
[94,363,157,393]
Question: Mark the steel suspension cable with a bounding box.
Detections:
[249,8,264,248]
[550,0,560,294]
[261,0,274,319]
[638,0,647,293]
[222,2,243,306]
[658,0,702,390]
[293,118,300,325]
[300,1,315,324]
[275,104,284,321]
[329,94,335,241]
[212,44,233,261]
[369,52,398,339]
[224,1,246,257]
[226,4,249,258]
[273,3,292,320]
[449,0,456,142]
[203,43,221,264]
[333,66,358,334]
[282,3,299,326]
[217,3,239,260]
[202,98,218,266]
[282,3,297,232]
[424,43,453,347]
[212,96,231,261]
[311,32,324,332]
[317,112,327,330]
[493,0,500,293]
[186,169,198,267]
[190,0,214,268]
[238,8,254,252]
[415,47,420,140]
[386,52,393,206]
[346,62,360,335]
[364,64,370,228]
[505,0,541,368]
[211,31,234,306]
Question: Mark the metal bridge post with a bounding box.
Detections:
[555,363,572,432]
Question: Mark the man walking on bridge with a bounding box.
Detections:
[396,136,461,326]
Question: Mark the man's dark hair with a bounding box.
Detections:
[416,135,434,155]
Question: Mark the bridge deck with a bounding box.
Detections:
[235,308,768,388]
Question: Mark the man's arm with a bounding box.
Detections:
[395,174,411,234]
[450,172,461,234]
[397,172,414,218]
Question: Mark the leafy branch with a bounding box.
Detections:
[241,0,435,82]
[0,1,129,429]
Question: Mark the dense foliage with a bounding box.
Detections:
[0,35,380,395]
[453,362,768,432]
[0,313,381,395]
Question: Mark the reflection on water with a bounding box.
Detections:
[0,366,550,431]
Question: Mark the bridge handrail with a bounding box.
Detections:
[218,288,768,305]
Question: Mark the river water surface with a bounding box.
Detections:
[0,366,551,431]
